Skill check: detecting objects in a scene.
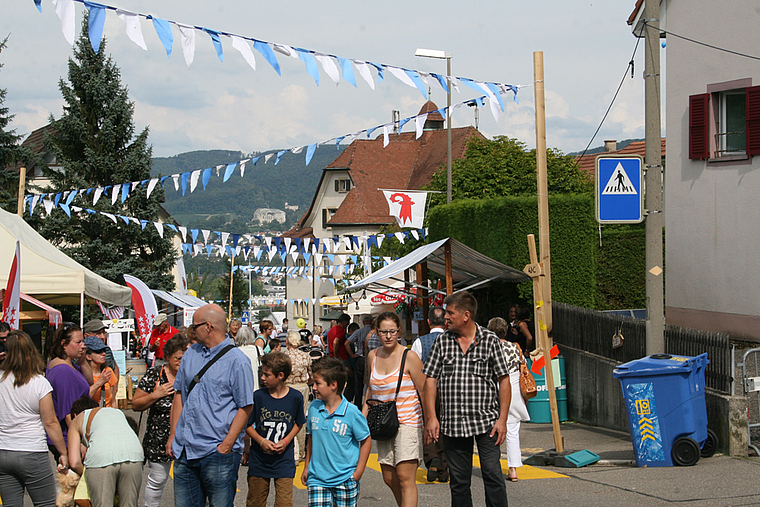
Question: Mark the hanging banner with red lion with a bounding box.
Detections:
[382,190,428,229]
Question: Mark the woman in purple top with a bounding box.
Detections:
[44,323,98,461]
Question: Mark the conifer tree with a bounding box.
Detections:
[33,17,175,290]
[0,37,32,212]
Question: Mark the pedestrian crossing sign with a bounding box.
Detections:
[596,155,644,223]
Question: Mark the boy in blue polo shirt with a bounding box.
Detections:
[301,357,371,507]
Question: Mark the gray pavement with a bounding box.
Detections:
[46,416,760,506]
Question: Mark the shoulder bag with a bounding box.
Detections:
[515,343,537,400]
[187,344,235,395]
[366,348,409,441]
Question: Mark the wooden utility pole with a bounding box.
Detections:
[534,52,553,333]
[17,167,26,217]
[524,234,563,452]
[228,252,235,322]
[644,0,665,353]
[444,240,453,295]
[416,262,429,335]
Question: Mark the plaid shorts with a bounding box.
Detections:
[308,477,360,507]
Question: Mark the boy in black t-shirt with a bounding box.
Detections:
[245,352,306,507]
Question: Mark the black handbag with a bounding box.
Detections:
[366,349,409,441]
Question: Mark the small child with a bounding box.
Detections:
[246,352,306,507]
[301,357,371,507]
[269,338,282,353]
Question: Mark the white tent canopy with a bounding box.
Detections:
[0,208,132,306]
[152,290,206,309]
[341,237,530,297]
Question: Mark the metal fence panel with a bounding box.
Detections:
[552,302,731,393]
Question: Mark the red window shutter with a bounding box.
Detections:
[746,85,760,156]
[689,93,710,160]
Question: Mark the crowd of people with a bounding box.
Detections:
[0,293,536,507]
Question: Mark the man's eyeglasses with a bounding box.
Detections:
[377,329,400,336]
[191,322,208,331]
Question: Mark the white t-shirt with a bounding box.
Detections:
[0,373,53,452]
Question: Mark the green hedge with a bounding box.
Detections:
[427,194,598,309]
[596,226,647,310]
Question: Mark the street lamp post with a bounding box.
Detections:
[415,48,452,204]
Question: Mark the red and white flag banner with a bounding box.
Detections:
[2,240,21,330]
[123,274,158,345]
[382,190,428,230]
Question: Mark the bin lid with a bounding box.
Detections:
[613,353,709,378]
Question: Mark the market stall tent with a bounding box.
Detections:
[0,208,132,308]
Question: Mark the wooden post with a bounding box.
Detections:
[444,240,453,295]
[417,262,429,336]
[17,167,26,217]
[524,234,564,453]
[404,268,412,334]
[228,253,235,322]
[533,52,552,333]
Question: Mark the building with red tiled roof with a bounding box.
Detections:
[284,101,483,238]
[283,101,483,328]
[575,138,666,176]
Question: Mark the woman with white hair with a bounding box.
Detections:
[284,330,312,462]
[237,325,264,466]
[235,326,262,392]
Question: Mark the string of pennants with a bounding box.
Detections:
[22,89,512,206]
[32,0,519,108]
[24,195,426,254]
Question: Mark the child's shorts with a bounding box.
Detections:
[308,477,359,507]
[376,423,423,467]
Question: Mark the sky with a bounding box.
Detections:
[1,1,658,159]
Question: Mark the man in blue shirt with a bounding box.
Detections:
[167,304,255,507]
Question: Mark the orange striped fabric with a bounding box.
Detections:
[369,357,423,427]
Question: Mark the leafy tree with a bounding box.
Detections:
[31,17,175,289]
[425,136,592,208]
[0,37,34,212]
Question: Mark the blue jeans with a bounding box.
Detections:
[0,450,56,507]
[173,450,241,507]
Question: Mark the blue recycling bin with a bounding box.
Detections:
[613,353,711,467]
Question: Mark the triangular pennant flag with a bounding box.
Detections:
[275,151,285,165]
[239,160,247,178]
[177,23,196,68]
[154,222,164,238]
[223,163,236,182]
[231,35,256,70]
[203,28,224,62]
[202,229,211,244]
[171,174,180,191]
[253,41,281,75]
[352,60,375,90]
[110,186,119,205]
[84,1,107,54]
[297,49,320,85]
[116,9,147,50]
[178,226,187,242]
[93,187,104,205]
[395,232,406,244]
[337,57,357,87]
[149,16,173,57]
[181,172,190,196]
[305,144,317,166]
[54,0,76,45]
[376,234,385,248]
[146,178,159,198]
[314,53,340,85]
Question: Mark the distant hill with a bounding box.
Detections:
[567,138,645,157]
[152,146,344,229]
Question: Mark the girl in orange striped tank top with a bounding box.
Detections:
[363,312,425,507]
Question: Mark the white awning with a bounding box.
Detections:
[341,237,530,296]
[152,290,206,309]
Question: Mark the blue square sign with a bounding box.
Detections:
[596,156,644,224]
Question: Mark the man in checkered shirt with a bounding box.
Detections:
[422,291,518,507]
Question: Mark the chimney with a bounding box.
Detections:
[604,140,617,152]
[392,110,400,134]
